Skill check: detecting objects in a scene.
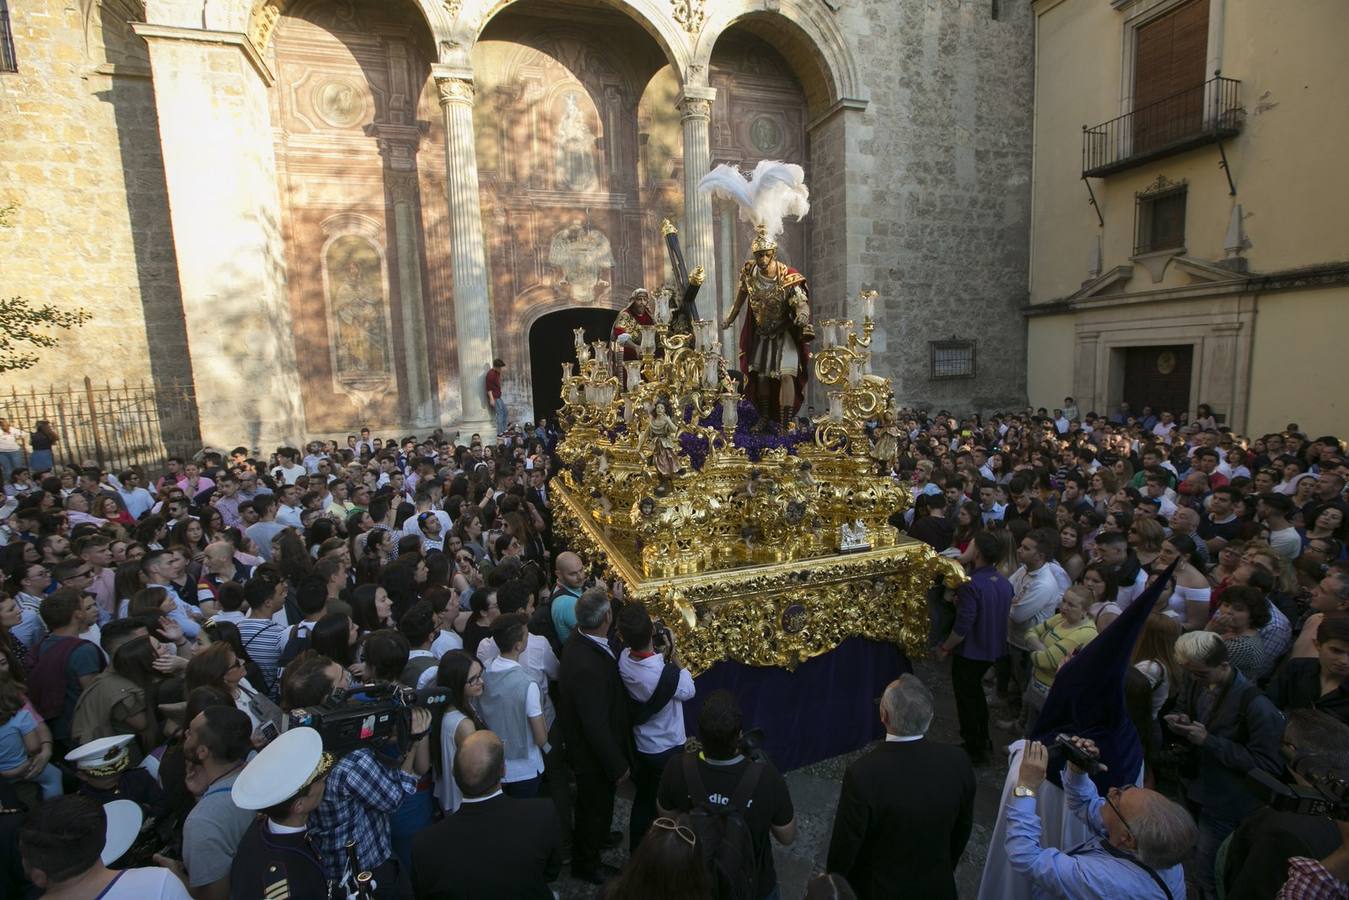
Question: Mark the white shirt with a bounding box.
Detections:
[485,657,545,782]
[431,628,463,659]
[99,867,191,899]
[276,503,303,529]
[0,427,23,453]
[618,649,695,754]
[1007,564,1063,650]
[884,733,924,743]
[1115,567,1149,608]
[272,464,306,485]
[477,632,560,681]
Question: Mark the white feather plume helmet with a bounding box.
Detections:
[696,160,810,250]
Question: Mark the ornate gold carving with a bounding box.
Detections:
[553,251,963,672]
[248,0,289,55]
[436,77,474,107]
[671,0,706,34]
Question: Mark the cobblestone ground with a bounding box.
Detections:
[558,655,1014,899]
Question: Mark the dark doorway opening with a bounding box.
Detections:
[1122,345,1193,419]
[529,307,618,425]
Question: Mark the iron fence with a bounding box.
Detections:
[0,378,200,474]
[1083,75,1243,178]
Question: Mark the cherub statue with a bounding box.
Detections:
[871,409,901,474]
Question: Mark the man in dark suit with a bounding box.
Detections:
[410,731,561,899]
[557,587,631,884]
[826,674,975,900]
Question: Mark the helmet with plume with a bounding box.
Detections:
[696,160,810,253]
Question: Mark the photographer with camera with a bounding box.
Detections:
[1004,736,1195,898]
[657,689,796,900]
[618,602,695,852]
[1165,630,1285,899]
[1223,709,1349,899]
[281,650,432,898]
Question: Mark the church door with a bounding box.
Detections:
[1122,345,1193,418]
[529,308,618,425]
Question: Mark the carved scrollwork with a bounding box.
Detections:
[671,0,706,34]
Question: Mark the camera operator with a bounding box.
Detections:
[280,650,432,898]
[1165,630,1285,899]
[1005,737,1195,898]
[617,602,695,851]
[1223,709,1349,900]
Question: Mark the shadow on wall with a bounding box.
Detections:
[91,0,202,448]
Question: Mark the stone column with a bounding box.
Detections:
[434,67,496,439]
[387,172,434,427]
[679,87,718,330]
[133,24,304,448]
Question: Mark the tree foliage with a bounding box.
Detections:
[0,204,92,373]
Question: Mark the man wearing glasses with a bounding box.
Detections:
[1005,737,1195,898]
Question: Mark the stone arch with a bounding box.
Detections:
[221,0,453,58]
[457,0,689,77]
[692,1,864,116]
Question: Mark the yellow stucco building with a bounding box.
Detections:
[1025,0,1349,437]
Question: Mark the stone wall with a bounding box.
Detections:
[0,0,191,394]
[842,0,1033,414]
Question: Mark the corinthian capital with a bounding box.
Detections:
[436,76,474,107]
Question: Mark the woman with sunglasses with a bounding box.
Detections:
[186,641,282,742]
[604,815,709,900]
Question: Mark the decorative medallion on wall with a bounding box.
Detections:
[314,79,368,128]
[1156,350,1177,375]
[548,223,614,304]
[750,115,784,154]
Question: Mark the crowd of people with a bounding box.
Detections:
[899,398,1349,899]
[0,396,1343,899]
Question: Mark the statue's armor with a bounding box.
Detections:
[736,262,808,377]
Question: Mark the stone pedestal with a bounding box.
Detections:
[133,24,305,449]
[680,87,718,333]
[435,67,497,440]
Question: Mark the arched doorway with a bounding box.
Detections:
[529,307,618,424]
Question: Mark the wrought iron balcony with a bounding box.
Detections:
[1082,75,1243,178]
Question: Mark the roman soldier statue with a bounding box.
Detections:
[699,161,814,429]
[722,224,813,428]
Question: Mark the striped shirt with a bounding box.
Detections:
[235,618,287,688]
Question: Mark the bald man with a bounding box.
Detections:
[411,732,562,898]
[549,552,587,643]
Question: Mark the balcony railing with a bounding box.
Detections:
[1082,75,1243,178]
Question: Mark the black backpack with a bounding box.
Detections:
[681,754,763,900]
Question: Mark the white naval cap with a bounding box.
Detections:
[231,726,332,811]
[101,799,143,866]
[65,734,135,776]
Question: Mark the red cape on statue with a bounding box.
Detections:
[736,265,812,415]
[612,305,655,361]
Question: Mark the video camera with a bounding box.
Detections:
[287,682,451,758]
[1246,767,1349,820]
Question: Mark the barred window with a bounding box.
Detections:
[0,0,15,73]
[929,340,976,379]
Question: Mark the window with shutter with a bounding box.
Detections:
[1133,0,1209,152]
[1134,182,1188,255]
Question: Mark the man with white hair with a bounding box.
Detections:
[1005,737,1196,898]
[827,674,975,899]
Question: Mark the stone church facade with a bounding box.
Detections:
[0,0,1033,448]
